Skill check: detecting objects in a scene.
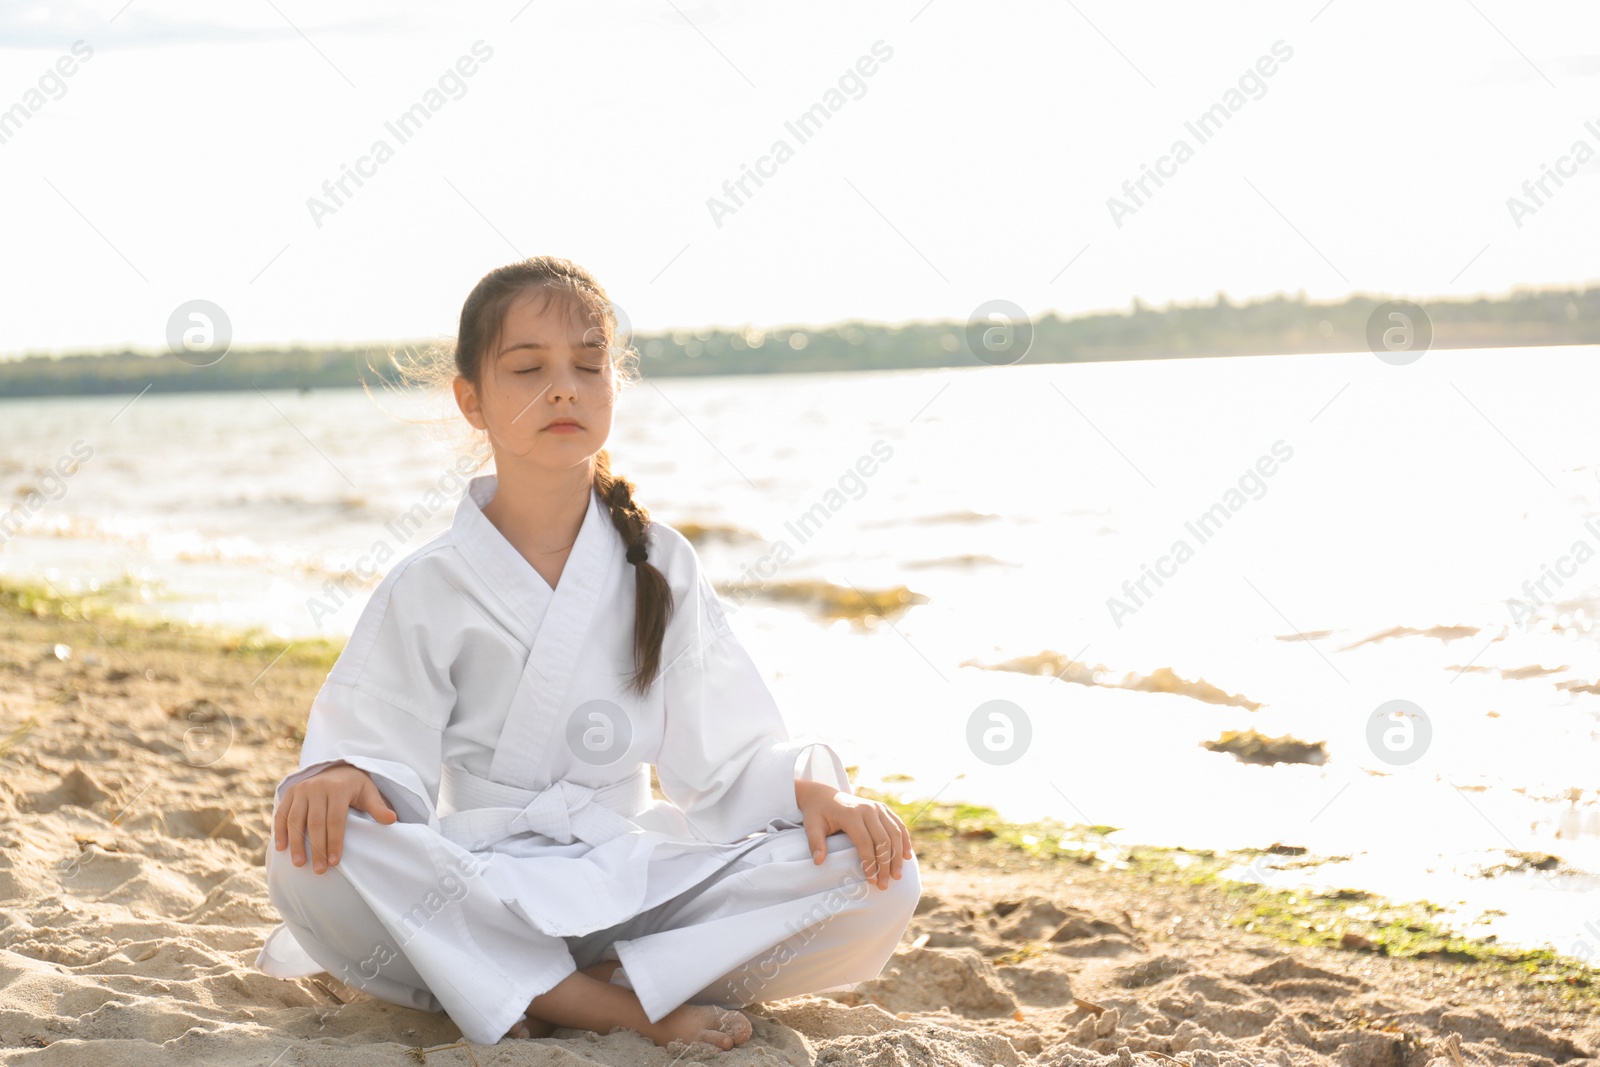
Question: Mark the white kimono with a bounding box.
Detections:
[255,474,920,1044]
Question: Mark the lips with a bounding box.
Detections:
[544,419,581,430]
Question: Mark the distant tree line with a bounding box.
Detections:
[2,287,1596,399]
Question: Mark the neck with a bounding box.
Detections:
[482,461,593,549]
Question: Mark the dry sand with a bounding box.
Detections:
[1,600,1597,1066]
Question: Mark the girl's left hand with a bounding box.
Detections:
[796,779,914,890]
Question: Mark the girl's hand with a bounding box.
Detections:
[796,778,914,890]
[272,762,398,874]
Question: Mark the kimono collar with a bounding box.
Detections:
[452,473,611,631]
[453,472,627,789]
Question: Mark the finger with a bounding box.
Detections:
[875,806,905,882]
[326,794,347,868]
[862,808,893,888]
[306,793,329,873]
[882,805,911,872]
[285,792,306,867]
[272,791,286,852]
[844,817,878,884]
[355,779,397,824]
[804,812,828,865]
[891,808,914,858]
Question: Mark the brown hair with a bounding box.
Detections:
[385,256,674,697]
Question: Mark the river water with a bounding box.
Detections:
[3,348,1599,959]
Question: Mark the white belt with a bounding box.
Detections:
[438,762,650,849]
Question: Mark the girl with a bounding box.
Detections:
[255,257,920,1050]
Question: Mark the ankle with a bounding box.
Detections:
[578,959,624,983]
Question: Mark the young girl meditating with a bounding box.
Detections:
[254,256,920,1050]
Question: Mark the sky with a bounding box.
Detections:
[1,0,1597,356]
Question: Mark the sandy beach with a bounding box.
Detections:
[1,584,1597,1067]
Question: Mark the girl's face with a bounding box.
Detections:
[455,288,618,472]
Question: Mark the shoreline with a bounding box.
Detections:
[881,797,1600,1006]
[1,578,1597,1061]
[3,575,1597,1001]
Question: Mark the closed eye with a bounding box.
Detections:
[515,366,605,375]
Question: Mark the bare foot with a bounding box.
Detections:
[578,959,624,984]
[512,961,623,1039]
[504,1016,556,1039]
[643,1003,752,1052]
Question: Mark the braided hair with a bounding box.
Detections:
[593,449,675,696]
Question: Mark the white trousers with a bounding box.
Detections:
[263,812,919,1044]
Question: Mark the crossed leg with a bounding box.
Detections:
[503,961,617,1039]
[509,825,919,1045]
[504,960,752,1050]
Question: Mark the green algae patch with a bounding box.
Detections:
[716,577,929,625]
[862,789,1113,865]
[0,576,342,673]
[862,781,1600,1005]
[1202,727,1329,766]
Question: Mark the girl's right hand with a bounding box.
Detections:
[272,762,398,874]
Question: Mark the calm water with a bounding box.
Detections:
[4,350,1600,956]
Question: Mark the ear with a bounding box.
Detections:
[453,375,486,431]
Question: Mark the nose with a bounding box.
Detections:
[547,367,578,402]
